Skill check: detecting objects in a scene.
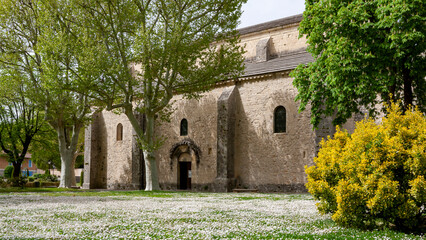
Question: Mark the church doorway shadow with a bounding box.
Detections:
[178,160,191,190]
[170,138,201,190]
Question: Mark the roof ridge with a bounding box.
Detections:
[238,14,303,36]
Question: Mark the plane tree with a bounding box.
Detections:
[0,0,92,187]
[66,0,247,190]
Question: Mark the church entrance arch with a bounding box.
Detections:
[178,153,192,190]
[169,138,201,190]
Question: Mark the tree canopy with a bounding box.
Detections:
[291,0,425,127]
[0,0,92,187]
[0,72,44,178]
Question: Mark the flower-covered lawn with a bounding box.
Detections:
[0,191,422,239]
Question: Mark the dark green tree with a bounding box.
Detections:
[291,0,425,127]
[0,74,44,178]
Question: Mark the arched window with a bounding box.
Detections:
[180,119,188,136]
[116,123,123,141]
[274,106,286,133]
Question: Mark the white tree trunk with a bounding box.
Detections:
[125,108,160,191]
[56,124,81,188]
[143,114,160,191]
[143,149,160,191]
[59,150,76,188]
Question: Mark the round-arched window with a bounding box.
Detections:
[180,119,188,136]
[274,106,286,133]
[116,123,123,141]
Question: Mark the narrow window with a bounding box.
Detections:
[29,160,32,168]
[180,119,188,136]
[274,106,286,133]
[116,123,123,141]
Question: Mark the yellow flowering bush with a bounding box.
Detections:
[306,103,425,231]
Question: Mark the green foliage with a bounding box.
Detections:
[75,155,84,169]
[8,176,27,188]
[28,177,35,182]
[33,173,43,179]
[30,124,61,171]
[56,0,247,190]
[43,174,58,183]
[0,176,7,188]
[306,103,426,231]
[80,171,84,186]
[0,72,46,178]
[0,0,91,188]
[32,172,58,183]
[4,166,13,179]
[291,0,425,127]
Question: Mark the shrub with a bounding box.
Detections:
[0,176,7,188]
[80,171,84,186]
[306,103,425,231]
[28,177,35,182]
[8,176,27,188]
[47,174,58,182]
[33,173,43,179]
[4,166,14,179]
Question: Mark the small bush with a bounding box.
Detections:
[306,103,425,231]
[28,177,35,182]
[80,171,84,186]
[0,176,8,188]
[8,176,27,188]
[33,173,43,179]
[4,166,14,179]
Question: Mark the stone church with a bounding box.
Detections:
[83,14,356,192]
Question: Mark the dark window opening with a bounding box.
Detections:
[180,119,188,136]
[116,123,123,141]
[274,106,286,133]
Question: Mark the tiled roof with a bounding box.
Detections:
[238,14,303,36]
[242,51,313,77]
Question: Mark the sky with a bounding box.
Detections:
[238,0,306,29]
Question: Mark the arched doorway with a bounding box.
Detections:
[169,138,201,191]
[178,153,192,190]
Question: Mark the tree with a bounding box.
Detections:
[30,124,61,171]
[0,0,92,187]
[0,73,44,178]
[291,0,425,127]
[30,126,84,171]
[66,0,246,190]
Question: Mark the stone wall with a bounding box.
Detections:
[154,72,318,192]
[155,86,227,191]
[232,74,315,192]
[84,111,142,190]
[240,24,307,61]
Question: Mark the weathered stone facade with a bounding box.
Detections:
[83,14,346,192]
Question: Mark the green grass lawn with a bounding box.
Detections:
[0,189,423,239]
